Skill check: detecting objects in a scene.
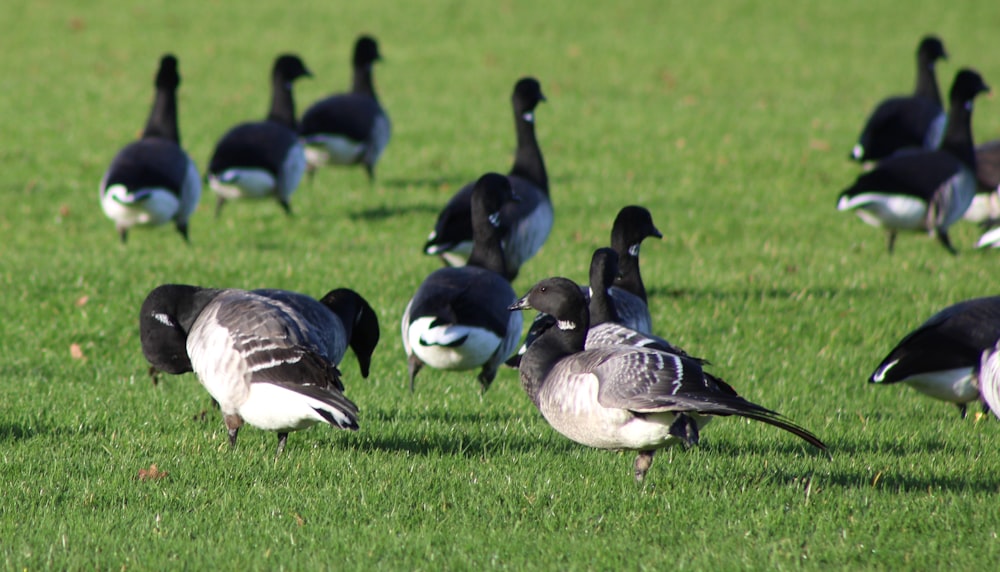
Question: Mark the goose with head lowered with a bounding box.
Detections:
[140,284,380,455]
[509,277,828,481]
[99,55,201,243]
[300,35,389,183]
[423,77,551,280]
[402,173,523,393]
[837,69,991,254]
[207,54,311,217]
[968,140,1000,247]
[869,295,1000,418]
[850,35,948,163]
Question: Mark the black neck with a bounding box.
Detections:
[141,84,180,143]
[612,243,647,301]
[352,64,376,99]
[520,306,588,407]
[940,99,976,169]
[509,110,548,194]
[267,75,298,129]
[915,56,942,105]
[466,210,508,277]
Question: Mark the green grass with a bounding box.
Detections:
[3,0,1000,568]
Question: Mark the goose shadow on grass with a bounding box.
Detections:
[348,202,440,222]
[648,284,874,303]
[340,408,580,458]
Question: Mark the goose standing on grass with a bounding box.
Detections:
[850,35,948,163]
[140,284,380,455]
[207,54,311,217]
[402,173,523,393]
[509,277,828,481]
[300,35,389,182]
[837,69,991,254]
[423,78,551,280]
[869,296,1000,418]
[99,55,201,243]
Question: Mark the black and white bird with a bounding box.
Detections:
[423,78,551,280]
[869,295,1000,418]
[140,284,380,455]
[837,69,991,254]
[850,35,948,163]
[207,54,312,217]
[99,55,201,243]
[402,173,524,393]
[300,35,389,182]
[509,277,828,481]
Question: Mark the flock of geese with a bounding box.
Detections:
[100,34,1000,481]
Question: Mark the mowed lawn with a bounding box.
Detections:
[3,0,1000,568]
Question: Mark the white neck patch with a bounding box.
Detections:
[522,111,535,123]
[489,212,501,228]
[557,319,577,330]
[628,243,641,257]
[153,312,175,327]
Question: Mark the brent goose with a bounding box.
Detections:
[869,295,1000,417]
[99,55,201,242]
[207,54,311,217]
[300,35,389,182]
[423,78,551,280]
[837,69,990,254]
[850,35,948,163]
[510,277,827,481]
[140,284,380,455]
[402,173,523,393]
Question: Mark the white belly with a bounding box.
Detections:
[101,185,180,228]
[838,193,927,231]
[210,169,276,199]
[407,317,502,370]
[304,136,365,167]
[902,367,980,404]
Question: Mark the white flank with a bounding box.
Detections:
[838,193,927,230]
[304,136,365,168]
[239,382,349,432]
[100,184,181,229]
[900,367,979,404]
[210,169,276,200]
[407,316,501,370]
[977,225,1000,249]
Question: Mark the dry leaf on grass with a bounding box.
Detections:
[70,344,84,360]
[75,295,89,307]
[138,464,168,481]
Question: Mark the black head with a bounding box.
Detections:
[917,35,947,62]
[512,77,546,117]
[611,205,662,255]
[949,69,991,105]
[353,35,382,67]
[155,54,180,91]
[139,284,221,375]
[510,277,589,327]
[273,53,312,82]
[319,288,380,378]
[471,172,517,219]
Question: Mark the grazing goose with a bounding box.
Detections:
[140,284,380,455]
[837,69,990,254]
[402,173,523,393]
[423,78,551,280]
[510,277,828,481]
[977,339,1000,418]
[207,54,312,217]
[300,35,389,182]
[99,55,201,243]
[869,295,1000,418]
[850,35,948,163]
